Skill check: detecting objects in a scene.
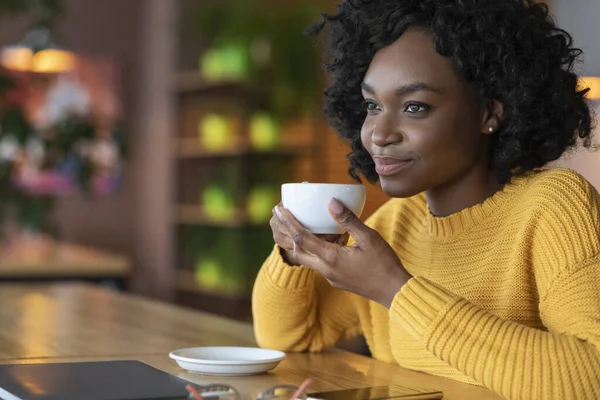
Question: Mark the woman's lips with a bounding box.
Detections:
[374,157,413,176]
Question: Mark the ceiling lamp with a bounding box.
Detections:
[1,26,75,74]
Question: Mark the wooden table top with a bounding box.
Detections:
[0,284,502,400]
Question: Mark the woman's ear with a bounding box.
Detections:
[481,99,505,135]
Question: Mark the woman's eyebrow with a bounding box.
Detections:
[361,81,442,96]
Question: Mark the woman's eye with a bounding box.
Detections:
[405,103,429,114]
[365,101,380,112]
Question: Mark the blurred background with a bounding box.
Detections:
[0,0,596,322]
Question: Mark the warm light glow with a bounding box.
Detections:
[579,76,600,100]
[31,48,75,73]
[0,46,34,71]
[1,46,75,73]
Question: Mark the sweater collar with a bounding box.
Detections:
[424,172,534,239]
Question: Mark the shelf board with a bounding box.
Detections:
[173,71,241,94]
[0,241,131,278]
[176,204,265,227]
[175,138,313,159]
[176,269,249,300]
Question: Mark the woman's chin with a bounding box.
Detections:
[380,177,424,199]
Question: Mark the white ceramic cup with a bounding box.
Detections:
[281,182,367,234]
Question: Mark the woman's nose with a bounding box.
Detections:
[371,121,403,147]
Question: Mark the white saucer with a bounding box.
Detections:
[169,346,286,376]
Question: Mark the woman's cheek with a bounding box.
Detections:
[361,120,374,150]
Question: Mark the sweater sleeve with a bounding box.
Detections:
[390,256,600,400]
[252,199,405,352]
[252,244,362,352]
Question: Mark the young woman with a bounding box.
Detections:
[252,0,600,398]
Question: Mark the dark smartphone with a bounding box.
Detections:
[307,385,443,400]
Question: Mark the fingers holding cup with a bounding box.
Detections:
[270,207,294,251]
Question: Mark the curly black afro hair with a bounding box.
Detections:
[307,0,593,184]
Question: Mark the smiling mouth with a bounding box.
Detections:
[374,157,413,176]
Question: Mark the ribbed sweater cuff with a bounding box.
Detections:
[391,277,459,339]
[265,245,315,289]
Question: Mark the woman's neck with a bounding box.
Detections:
[426,164,503,217]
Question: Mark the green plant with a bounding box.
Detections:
[194,0,323,122]
[0,0,126,237]
[0,78,124,235]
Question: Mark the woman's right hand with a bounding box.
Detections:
[270,203,349,266]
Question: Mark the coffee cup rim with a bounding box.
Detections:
[282,182,365,188]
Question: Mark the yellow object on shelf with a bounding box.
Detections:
[247,185,277,224]
[249,113,280,150]
[194,259,246,296]
[199,114,233,151]
[194,259,222,290]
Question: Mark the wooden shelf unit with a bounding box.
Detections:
[175,269,253,322]
[173,72,241,94]
[175,137,313,159]
[171,70,321,320]
[176,204,260,227]
[176,269,249,299]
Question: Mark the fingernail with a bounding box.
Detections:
[329,198,344,216]
[275,205,283,219]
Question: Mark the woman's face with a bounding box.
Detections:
[361,29,493,198]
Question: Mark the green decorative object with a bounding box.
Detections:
[192,228,252,295]
[194,258,223,290]
[201,43,249,82]
[183,224,277,299]
[220,43,249,80]
[199,114,231,150]
[200,49,224,82]
[195,0,322,122]
[202,184,235,221]
[247,185,276,224]
[249,112,279,150]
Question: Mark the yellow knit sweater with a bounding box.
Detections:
[252,168,600,400]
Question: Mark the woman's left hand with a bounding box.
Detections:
[275,199,412,308]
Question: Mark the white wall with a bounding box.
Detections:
[550,0,600,190]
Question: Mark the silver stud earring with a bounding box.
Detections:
[488,126,494,133]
